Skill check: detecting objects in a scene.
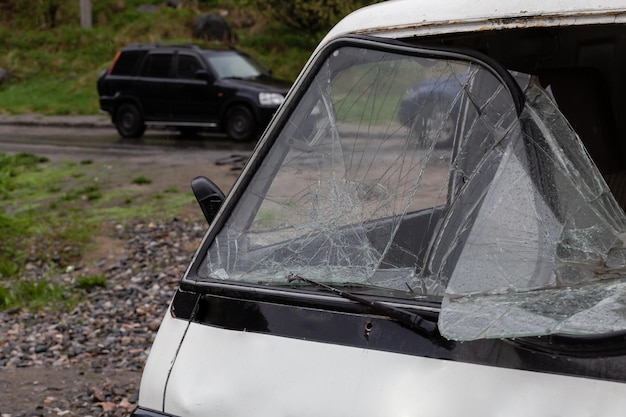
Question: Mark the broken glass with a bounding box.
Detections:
[199,46,463,292]
[439,81,626,340]
[196,41,626,341]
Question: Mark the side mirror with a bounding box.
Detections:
[194,69,213,82]
[191,176,225,224]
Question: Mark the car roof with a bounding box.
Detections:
[319,0,626,47]
[119,43,235,54]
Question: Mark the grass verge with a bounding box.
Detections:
[0,152,193,312]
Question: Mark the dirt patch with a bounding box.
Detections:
[1,367,141,416]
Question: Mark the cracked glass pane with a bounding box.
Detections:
[439,81,626,340]
[197,42,626,341]
[199,46,467,293]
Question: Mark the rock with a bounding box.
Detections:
[0,68,11,85]
[193,13,235,44]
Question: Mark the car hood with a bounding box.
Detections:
[218,75,291,94]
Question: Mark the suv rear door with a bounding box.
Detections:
[136,51,176,121]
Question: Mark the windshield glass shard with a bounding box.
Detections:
[439,80,626,340]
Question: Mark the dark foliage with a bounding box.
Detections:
[243,0,381,35]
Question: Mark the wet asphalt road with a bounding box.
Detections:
[0,121,256,163]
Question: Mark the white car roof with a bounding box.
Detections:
[319,0,626,46]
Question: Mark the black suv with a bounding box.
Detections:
[97,44,291,141]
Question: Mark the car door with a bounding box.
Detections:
[170,52,220,124]
[136,52,175,121]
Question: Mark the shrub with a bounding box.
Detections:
[132,175,152,185]
[75,274,107,290]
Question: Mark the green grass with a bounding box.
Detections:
[0,152,196,313]
[0,279,75,312]
[132,175,152,185]
[75,274,107,290]
[0,76,102,115]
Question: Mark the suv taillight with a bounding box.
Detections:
[107,50,122,74]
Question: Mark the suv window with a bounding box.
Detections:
[203,52,265,79]
[140,53,172,78]
[110,50,144,76]
[177,54,202,79]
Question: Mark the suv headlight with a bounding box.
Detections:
[259,92,285,106]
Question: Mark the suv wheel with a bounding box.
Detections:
[410,103,455,149]
[422,103,455,148]
[225,106,257,142]
[115,103,146,138]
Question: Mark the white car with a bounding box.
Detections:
[133,1,626,416]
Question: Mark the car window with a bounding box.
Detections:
[140,53,172,78]
[204,52,265,79]
[177,54,202,79]
[197,46,486,295]
[110,50,143,76]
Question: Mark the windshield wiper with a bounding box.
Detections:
[223,75,258,80]
[286,273,450,346]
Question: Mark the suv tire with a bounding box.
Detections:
[115,103,146,139]
[226,105,257,142]
[421,102,455,148]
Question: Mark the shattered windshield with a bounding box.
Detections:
[197,41,626,341]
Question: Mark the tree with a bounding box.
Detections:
[4,0,71,28]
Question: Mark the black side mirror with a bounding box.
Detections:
[194,69,213,82]
[191,176,225,224]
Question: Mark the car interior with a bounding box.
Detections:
[412,24,626,210]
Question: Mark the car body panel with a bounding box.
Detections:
[159,321,626,417]
[136,311,189,412]
[169,76,218,123]
[168,52,217,123]
[319,0,626,43]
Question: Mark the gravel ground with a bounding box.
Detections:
[0,218,207,417]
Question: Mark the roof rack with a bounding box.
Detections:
[121,43,203,50]
[120,43,239,53]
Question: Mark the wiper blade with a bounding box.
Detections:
[223,75,257,80]
[287,274,450,346]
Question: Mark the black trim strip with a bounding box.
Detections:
[171,288,626,384]
[193,292,451,356]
